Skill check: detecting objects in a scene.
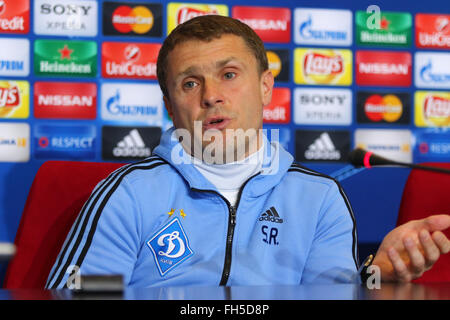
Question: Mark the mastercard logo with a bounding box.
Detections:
[112,5,154,34]
[364,94,403,123]
[266,51,281,78]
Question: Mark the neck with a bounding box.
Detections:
[178,127,264,164]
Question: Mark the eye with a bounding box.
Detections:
[183,81,198,89]
[224,72,236,80]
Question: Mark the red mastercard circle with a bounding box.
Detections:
[364,94,384,122]
[112,5,134,33]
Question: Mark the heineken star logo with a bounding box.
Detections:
[380,17,391,30]
[59,45,74,60]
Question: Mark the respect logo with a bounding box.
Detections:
[0,80,29,119]
[294,48,352,86]
[167,3,228,34]
[415,91,450,127]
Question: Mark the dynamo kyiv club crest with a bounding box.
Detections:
[147,217,194,276]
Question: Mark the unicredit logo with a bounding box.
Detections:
[102,42,160,79]
[416,14,450,49]
[304,52,343,75]
[177,7,217,25]
[0,0,29,33]
[124,45,140,61]
[263,88,290,124]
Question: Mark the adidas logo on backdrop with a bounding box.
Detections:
[113,129,151,158]
[304,132,341,160]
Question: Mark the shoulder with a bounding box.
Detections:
[286,162,339,188]
[118,155,172,184]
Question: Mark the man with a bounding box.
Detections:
[46,16,449,289]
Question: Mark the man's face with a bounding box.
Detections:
[163,34,274,162]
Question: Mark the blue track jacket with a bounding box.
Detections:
[46,128,359,288]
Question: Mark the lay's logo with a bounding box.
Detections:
[0,80,29,119]
[294,48,352,86]
[167,3,228,34]
[415,91,450,127]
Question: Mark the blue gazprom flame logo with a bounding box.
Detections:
[299,15,348,41]
[106,89,158,116]
[420,60,450,84]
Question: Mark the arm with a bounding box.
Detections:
[45,176,141,289]
[372,214,450,282]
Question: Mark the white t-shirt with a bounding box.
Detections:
[193,146,264,206]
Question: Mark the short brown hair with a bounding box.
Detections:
[156,15,268,99]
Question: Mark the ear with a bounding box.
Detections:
[163,96,175,122]
[260,69,274,107]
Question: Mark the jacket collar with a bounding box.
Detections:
[153,127,294,197]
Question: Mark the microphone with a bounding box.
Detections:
[348,148,450,175]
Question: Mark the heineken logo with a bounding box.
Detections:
[356,11,411,47]
[34,39,97,77]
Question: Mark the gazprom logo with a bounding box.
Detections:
[299,15,348,41]
[106,89,158,116]
[415,52,450,89]
[420,61,450,84]
[294,8,352,46]
[101,83,163,124]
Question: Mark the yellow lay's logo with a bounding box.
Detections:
[167,3,229,34]
[415,91,450,127]
[294,48,352,86]
[0,80,29,119]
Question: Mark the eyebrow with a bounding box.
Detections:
[175,56,242,82]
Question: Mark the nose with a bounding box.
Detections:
[201,78,224,108]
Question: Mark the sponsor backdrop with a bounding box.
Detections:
[0,0,449,275]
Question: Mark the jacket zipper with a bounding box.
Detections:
[191,172,261,286]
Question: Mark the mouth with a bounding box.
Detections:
[203,116,232,131]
